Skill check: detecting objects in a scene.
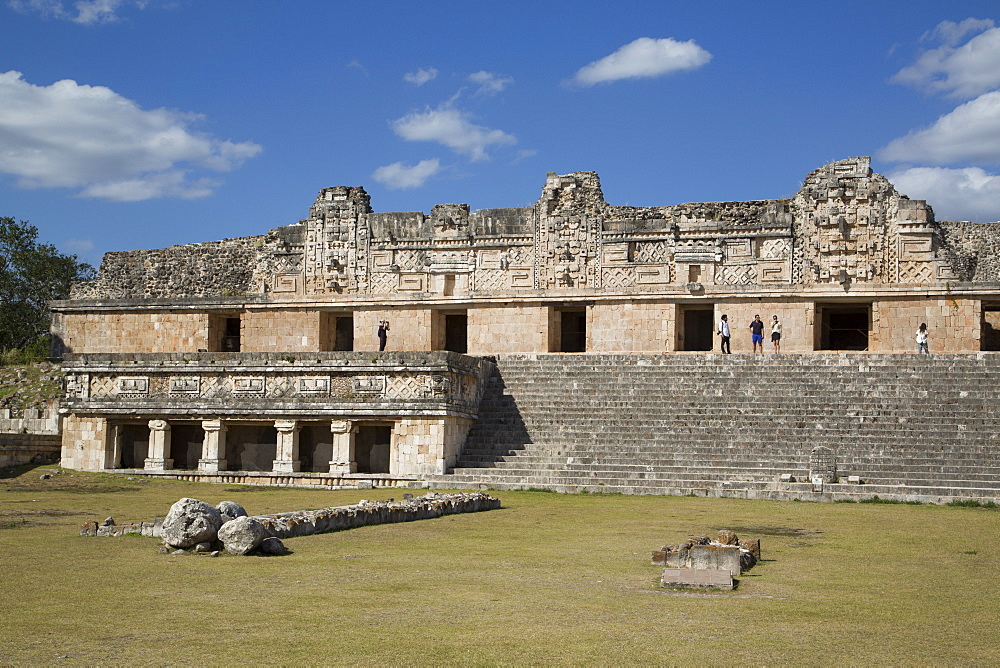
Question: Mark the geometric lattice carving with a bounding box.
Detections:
[474,269,510,292]
[394,249,427,271]
[602,267,636,289]
[368,272,397,293]
[634,242,666,264]
[385,374,427,399]
[716,265,757,285]
[898,261,935,284]
[760,238,790,259]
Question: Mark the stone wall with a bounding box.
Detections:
[588,301,670,353]
[243,308,320,352]
[937,221,1000,282]
[55,311,207,354]
[873,298,979,353]
[393,416,474,474]
[467,304,553,354]
[61,415,108,470]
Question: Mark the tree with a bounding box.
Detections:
[0,217,95,352]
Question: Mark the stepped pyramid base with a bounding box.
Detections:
[437,353,1000,503]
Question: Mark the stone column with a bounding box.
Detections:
[103,423,122,470]
[272,419,300,473]
[329,419,356,473]
[144,419,173,471]
[198,419,228,472]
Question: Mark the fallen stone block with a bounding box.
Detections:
[661,568,733,590]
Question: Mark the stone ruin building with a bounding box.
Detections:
[50,157,1000,501]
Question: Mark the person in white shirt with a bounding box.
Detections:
[717,314,731,354]
[771,315,782,353]
[916,322,929,354]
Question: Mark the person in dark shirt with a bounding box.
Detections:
[377,320,390,351]
[749,314,765,354]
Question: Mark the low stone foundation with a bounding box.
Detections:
[255,492,501,539]
[0,433,61,468]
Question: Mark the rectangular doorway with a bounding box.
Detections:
[679,306,715,351]
[558,309,587,353]
[170,423,204,470]
[355,425,392,474]
[209,313,242,352]
[225,424,277,471]
[819,305,870,350]
[117,423,149,469]
[321,312,354,351]
[445,313,468,353]
[298,424,333,473]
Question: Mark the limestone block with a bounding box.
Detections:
[161,498,224,549]
[218,516,268,555]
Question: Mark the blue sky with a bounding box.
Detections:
[3,1,1000,267]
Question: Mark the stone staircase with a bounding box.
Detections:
[423,353,1000,503]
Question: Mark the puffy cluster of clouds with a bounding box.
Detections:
[570,37,711,86]
[881,19,1000,222]
[0,71,261,201]
[6,0,145,24]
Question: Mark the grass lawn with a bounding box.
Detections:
[2,465,999,665]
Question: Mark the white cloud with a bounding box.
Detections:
[0,71,261,201]
[391,105,515,162]
[404,68,438,86]
[468,71,513,96]
[880,91,1000,165]
[63,238,94,254]
[371,159,441,190]
[924,18,995,46]
[6,0,143,24]
[889,166,1000,222]
[892,20,1000,98]
[570,37,711,86]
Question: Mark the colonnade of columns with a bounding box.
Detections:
[141,418,359,474]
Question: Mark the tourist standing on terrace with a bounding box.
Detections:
[378,320,390,351]
[771,315,782,353]
[717,314,731,354]
[749,314,765,353]
[916,322,929,354]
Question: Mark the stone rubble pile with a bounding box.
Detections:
[652,529,761,590]
[81,492,501,556]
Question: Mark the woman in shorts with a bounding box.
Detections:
[771,315,782,353]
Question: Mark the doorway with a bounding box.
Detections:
[679,306,714,351]
[355,425,392,474]
[819,305,870,350]
[445,313,468,353]
[170,423,204,470]
[558,309,587,352]
[117,423,149,469]
[225,424,277,471]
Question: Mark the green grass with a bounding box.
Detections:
[2,465,1000,665]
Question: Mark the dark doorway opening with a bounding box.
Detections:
[226,425,277,471]
[355,425,392,474]
[559,309,587,353]
[445,313,468,353]
[820,305,870,350]
[209,313,242,352]
[680,307,715,351]
[118,424,149,469]
[335,316,354,351]
[170,424,204,470]
[298,424,333,473]
[983,303,1000,351]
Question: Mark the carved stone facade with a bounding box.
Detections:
[53,157,1000,479]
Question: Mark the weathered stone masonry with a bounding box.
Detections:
[51,157,1000,480]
